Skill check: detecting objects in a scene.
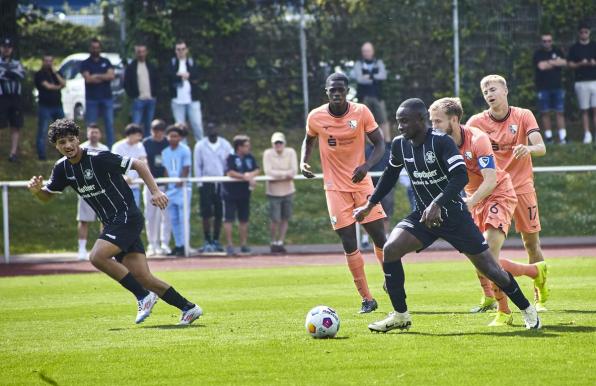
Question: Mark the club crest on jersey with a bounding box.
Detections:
[509,124,518,134]
[425,151,436,164]
[348,120,357,130]
[83,169,94,180]
[465,151,473,160]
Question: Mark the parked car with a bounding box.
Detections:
[56,52,125,120]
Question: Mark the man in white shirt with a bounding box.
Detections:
[169,41,203,141]
[111,124,147,208]
[77,124,109,260]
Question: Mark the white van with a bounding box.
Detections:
[57,53,125,120]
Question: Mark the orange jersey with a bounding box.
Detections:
[466,107,540,194]
[307,102,378,192]
[458,125,515,199]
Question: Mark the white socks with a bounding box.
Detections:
[78,239,87,252]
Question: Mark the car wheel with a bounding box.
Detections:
[74,104,84,121]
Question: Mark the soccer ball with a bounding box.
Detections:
[305,305,340,339]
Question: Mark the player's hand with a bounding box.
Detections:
[301,162,315,178]
[513,144,530,159]
[151,190,169,209]
[353,203,373,222]
[352,163,370,183]
[28,175,44,194]
[420,202,443,228]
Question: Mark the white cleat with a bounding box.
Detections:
[160,244,172,255]
[135,291,158,324]
[368,311,412,333]
[179,305,203,326]
[521,304,542,329]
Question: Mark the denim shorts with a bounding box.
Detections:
[537,89,564,113]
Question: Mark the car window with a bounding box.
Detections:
[59,60,82,80]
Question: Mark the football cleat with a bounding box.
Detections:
[179,305,203,326]
[469,296,497,313]
[135,291,158,324]
[533,261,549,304]
[368,311,412,333]
[359,298,378,314]
[534,302,548,312]
[488,311,513,327]
[521,305,542,329]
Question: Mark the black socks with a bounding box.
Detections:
[383,260,408,313]
[119,273,149,301]
[498,272,531,310]
[162,287,195,311]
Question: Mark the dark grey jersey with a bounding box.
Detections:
[44,148,141,225]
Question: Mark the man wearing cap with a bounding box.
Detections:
[0,37,25,162]
[263,132,298,253]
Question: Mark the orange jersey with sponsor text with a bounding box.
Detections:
[458,125,515,199]
[466,107,540,194]
[307,102,378,192]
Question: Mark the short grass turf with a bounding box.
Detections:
[1,257,595,385]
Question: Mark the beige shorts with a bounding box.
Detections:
[77,197,97,222]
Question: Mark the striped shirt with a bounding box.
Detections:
[43,148,141,225]
[0,57,25,96]
[389,128,467,212]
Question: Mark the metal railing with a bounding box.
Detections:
[3,165,596,263]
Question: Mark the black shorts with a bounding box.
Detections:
[0,95,23,129]
[396,208,488,255]
[223,197,250,222]
[199,183,223,219]
[99,215,145,262]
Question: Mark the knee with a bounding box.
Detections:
[522,237,541,255]
[383,242,403,262]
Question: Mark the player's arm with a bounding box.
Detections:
[352,128,385,183]
[131,159,168,209]
[466,167,497,209]
[28,176,54,203]
[513,131,546,159]
[300,133,317,178]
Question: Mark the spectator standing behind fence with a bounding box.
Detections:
[568,22,596,144]
[124,43,158,138]
[81,38,115,148]
[533,33,567,144]
[223,135,260,256]
[169,41,203,141]
[162,125,192,257]
[193,122,232,253]
[77,124,109,260]
[35,54,65,160]
[263,132,297,254]
[0,37,25,162]
[352,42,391,144]
[112,124,146,208]
[143,119,172,256]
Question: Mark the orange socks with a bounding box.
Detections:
[345,250,372,300]
[499,258,538,278]
[477,272,495,298]
[373,245,384,265]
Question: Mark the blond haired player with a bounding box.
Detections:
[301,72,387,313]
[430,97,548,326]
[467,75,549,312]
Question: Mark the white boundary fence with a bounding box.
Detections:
[2,165,596,263]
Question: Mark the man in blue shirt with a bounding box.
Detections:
[223,134,260,256]
[81,38,115,147]
[162,124,192,256]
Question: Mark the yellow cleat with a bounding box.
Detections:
[488,311,513,327]
[533,261,549,304]
[470,296,497,313]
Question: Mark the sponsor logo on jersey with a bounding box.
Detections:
[83,169,94,180]
[328,136,337,147]
[413,169,438,179]
[509,124,518,134]
[77,184,96,194]
[348,120,357,130]
[424,151,436,164]
[464,151,473,160]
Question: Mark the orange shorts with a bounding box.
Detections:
[472,192,517,235]
[324,190,386,230]
[513,191,541,233]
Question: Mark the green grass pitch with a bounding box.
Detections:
[1,257,595,385]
